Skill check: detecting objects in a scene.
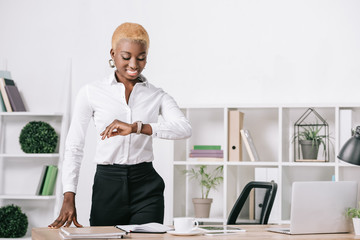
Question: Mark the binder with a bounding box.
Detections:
[339,109,353,148]
[254,167,280,223]
[228,110,244,161]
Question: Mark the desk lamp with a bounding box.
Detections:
[338,126,360,165]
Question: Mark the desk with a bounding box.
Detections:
[32,225,358,240]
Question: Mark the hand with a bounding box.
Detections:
[100,120,135,140]
[48,192,82,228]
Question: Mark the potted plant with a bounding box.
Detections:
[0,204,28,238]
[293,124,327,160]
[183,165,223,218]
[346,202,360,235]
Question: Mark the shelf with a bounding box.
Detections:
[0,195,56,200]
[174,161,281,166]
[0,112,63,117]
[281,162,336,167]
[174,161,224,166]
[0,237,31,240]
[226,161,279,166]
[0,153,60,158]
[171,105,360,225]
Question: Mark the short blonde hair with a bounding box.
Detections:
[111,22,149,51]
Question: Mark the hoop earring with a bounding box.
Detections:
[109,59,115,68]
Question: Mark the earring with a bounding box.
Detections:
[109,59,115,68]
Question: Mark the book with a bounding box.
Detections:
[193,145,221,150]
[0,71,9,112]
[41,165,58,195]
[190,149,223,154]
[192,157,224,162]
[0,78,13,112]
[116,222,172,233]
[60,226,126,239]
[228,110,244,161]
[240,129,260,162]
[36,165,49,195]
[189,153,223,158]
[0,91,6,112]
[5,84,26,111]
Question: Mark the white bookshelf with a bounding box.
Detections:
[0,112,68,238]
[167,104,360,224]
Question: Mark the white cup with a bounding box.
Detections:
[173,217,199,232]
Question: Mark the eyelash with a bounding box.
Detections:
[121,57,146,61]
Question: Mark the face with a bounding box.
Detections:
[110,39,147,83]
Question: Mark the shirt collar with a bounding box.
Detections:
[108,72,149,87]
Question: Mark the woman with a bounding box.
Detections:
[49,22,191,228]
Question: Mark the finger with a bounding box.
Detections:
[49,217,64,229]
[101,127,111,140]
[106,126,118,138]
[73,216,83,228]
[64,215,73,227]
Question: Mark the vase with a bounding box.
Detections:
[192,198,213,218]
[353,218,360,235]
[299,140,320,159]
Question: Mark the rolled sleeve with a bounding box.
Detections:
[150,94,192,140]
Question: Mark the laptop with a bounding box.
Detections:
[267,181,357,235]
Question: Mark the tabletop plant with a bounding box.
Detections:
[346,202,360,235]
[183,165,223,199]
[294,124,327,149]
[346,202,360,219]
[292,121,333,160]
[0,204,28,238]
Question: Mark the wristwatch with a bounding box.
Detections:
[136,121,143,134]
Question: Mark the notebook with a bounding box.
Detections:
[60,226,126,239]
[267,181,357,235]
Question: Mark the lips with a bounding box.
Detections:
[127,69,138,76]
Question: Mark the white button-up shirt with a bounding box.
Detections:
[62,73,192,193]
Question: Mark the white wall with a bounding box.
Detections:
[1,0,360,226]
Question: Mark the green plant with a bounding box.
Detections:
[19,121,58,153]
[183,165,223,199]
[346,202,360,219]
[0,204,28,238]
[296,124,327,149]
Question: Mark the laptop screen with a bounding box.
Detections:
[290,181,357,234]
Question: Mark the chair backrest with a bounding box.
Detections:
[227,181,277,225]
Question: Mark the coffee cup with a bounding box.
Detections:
[173,217,199,232]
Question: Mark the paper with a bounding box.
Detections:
[116,222,172,233]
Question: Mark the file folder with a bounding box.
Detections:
[228,110,244,161]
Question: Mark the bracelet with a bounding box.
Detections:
[136,121,143,134]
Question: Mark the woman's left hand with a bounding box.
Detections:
[100,120,135,140]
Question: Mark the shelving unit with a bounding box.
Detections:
[0,112,66,238]
[169,104,360,225]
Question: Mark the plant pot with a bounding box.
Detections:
[299,140,320,159]
[353,218,360,235]
[192,198,213,218]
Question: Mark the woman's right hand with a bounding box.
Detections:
[48,192,83,228]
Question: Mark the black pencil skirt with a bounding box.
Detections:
[89,162,165,226]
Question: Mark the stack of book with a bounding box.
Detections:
[0,70,26,112]
[189,145,223,162]
[36,165,58,196]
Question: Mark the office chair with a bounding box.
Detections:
[227,181,278,225]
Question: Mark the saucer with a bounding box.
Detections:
[167,230,204,236]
